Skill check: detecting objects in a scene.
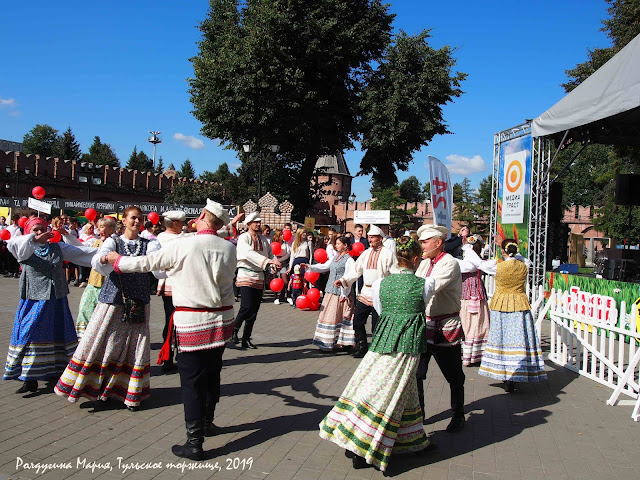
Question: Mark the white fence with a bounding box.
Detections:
[538,287,640,421]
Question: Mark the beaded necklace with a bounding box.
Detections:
[122,238,142,257]
[34,244,50,257]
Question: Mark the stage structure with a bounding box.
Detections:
[490,122,551,305]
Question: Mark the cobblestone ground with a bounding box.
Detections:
[0,277,639,480]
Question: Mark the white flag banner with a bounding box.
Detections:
[428,155,453,239]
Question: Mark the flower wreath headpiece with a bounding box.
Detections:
[397,237,415,252]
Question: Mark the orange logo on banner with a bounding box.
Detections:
[506,160,523,193]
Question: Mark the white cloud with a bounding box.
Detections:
[230,162,241,170]
[173,132,205,150]
[0,97,16,107]
[443,154,486,175]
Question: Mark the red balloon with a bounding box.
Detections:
[269,277,284,292]
[309,300,320,311]
[49,230,62,243]
[282,229,292,242]
[18,217,27,229]
[147,212,160,225]
[305,271,320,284]
[0,230,10,241]
[271,242,282,256]
[296,295,310,310]
[314,248,328,264]
[352,242,365,255]
[85,208,97,221]
[306,287,321,303]
[32,186,45,200]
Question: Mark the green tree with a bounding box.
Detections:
[371,186,416,231]
[178,159,196,179]
[126,146,153,171]
[23,124,60,157]
[200,162,247,203]
[155,156,165,175]
[453,177,478,228]
[53,126,81,161]
[452,182,463,203]
[189,0,465,218]
[423,182,431,201]
[83,136,120,167]
[399,176,426,204]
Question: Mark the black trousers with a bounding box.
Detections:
[177,346,225,422]
[353,300,379,332]
[162,295,176,362]
[234,286,263,341]
[417,343,465,416]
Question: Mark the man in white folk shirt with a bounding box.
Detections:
[106,199,236,461]
[415,224,466,433]
[232,212,281,349]
[337,224,396,358]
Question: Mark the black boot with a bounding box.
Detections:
[16,380,38,394]
[203,399,221,437]
[351,326,368,359]
[446,386,465,432]
[231,330,240,345]
[171,419,204,460]
[352,455,371,469]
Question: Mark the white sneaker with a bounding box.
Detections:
[274,299,280,305]
[287,298,293,305]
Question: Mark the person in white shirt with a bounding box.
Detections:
[4,215,22,278]
[105,200,237,461]
[338,224,396,358]
[233,212,281,349]
[415,224,466,433]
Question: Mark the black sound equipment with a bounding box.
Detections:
[614,174,640,206]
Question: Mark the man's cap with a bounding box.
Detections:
[163,210,186,222]
[418,224,449,241]
[244,211,261,224]
[204,199,230,225]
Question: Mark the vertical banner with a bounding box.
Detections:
[498,135,532,258]
[428,156,453,238]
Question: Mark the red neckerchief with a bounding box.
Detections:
[196,229,215,235]
[426,251,447,277]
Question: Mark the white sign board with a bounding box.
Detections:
[353,210,390,225]
[501,149,527,224]
[28,197,52,215]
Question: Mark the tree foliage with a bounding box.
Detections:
[83,136,120,167]
[189,0,465,218]
[155,156,165,175]
[23,124,60,157]
[178,159,196,179]
[371,186,415,231]
[53,126,81,161]
[399,175,426,204]
[126,146,153,171]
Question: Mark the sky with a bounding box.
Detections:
[0,1,612,205]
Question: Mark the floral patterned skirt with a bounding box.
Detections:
[55,302,150,407]
[312,293,355,350]
[319,351,429,471]
[479,310,547,382]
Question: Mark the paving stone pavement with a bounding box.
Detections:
[0,276,639,480]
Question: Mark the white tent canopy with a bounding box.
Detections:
[531,32,640,144]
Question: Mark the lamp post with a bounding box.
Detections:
[77,163,103,200]
[148,131,161,170]
[339,192,356,233]
[5,166,31,197]
[243,143,280,200]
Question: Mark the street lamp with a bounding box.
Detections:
[148,131,161,170]
[77,163,103,200]
[339,192,357,233]
[5,166,31,197]
[243,143,280,200]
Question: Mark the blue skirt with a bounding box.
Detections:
[478,310,547,383]
[4,298,78,381]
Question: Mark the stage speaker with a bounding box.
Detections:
[549,182,563,222]
[615,174,640,206]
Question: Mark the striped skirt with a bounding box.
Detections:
[312,293,355,351]
[4,298,78,381]
[319,351,429,471]
[460,299,490,366]
[479,310,547,382]
[75,284,101,339]
[55,302,151,407]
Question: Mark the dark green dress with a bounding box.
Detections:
[369,273,429,356]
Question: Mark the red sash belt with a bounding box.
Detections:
[158,305,233,364]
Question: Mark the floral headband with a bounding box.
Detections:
[467,235,483,245]
[397,237,415,252]
[503,241,518,251]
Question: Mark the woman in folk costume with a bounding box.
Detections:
[67,217,117,338]
[4,216,97,394]
[55,206,161,410]
[301,236,356,352]
[478,238,547,392]
[319,236,436,472]
[456,235,490,366]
